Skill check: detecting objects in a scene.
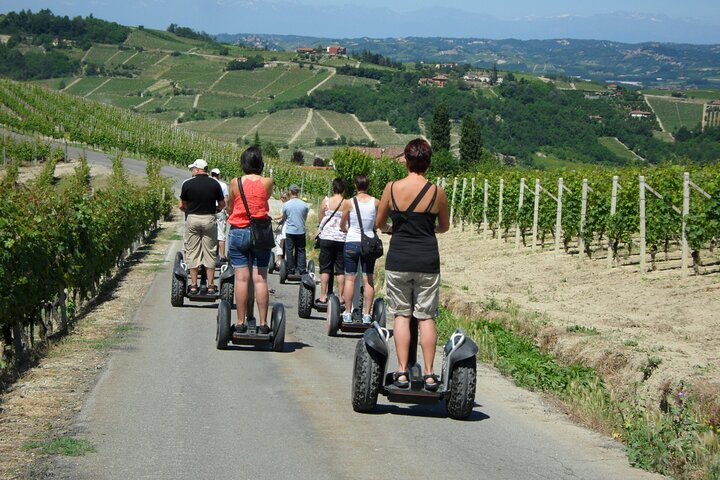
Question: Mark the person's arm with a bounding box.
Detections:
[217,199,226,212]
[179,199,187,212]
[339,200,350,232]
[318,197,328,227]
[375,186,391,233]
[227,178,237,216]
[179,183,187,211]
[215,183,225,212]
[435,187,450,233]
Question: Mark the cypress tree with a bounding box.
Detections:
[430,102,451,151]
[459,114,482,167]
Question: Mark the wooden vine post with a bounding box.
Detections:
[532,179,540,250]
[515,178,525,249]
[554,178,564,255]
[639,175,647,274]
[497,178,504,243]
[470,178,476,232]
[607,176,619,268]
[483,179,489,240]
[579,179,589,260]
[460,177,467,231]
[681,172,690,277]
[449,177,458,225]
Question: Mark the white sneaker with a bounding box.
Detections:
[362,314,373,325]
[342,312,353,323]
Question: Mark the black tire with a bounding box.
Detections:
[216,300,232,350]
[220,280,234,305]
[372,298,386,327]
[268,251,276,274]
[446,357,477,420]
[326,294,341,337]
[279,259,288,284]
[351,340,383,413]
[271,303,286,352]
[307,259,315,274]
[171,275,185,307]
[298,283,313,319]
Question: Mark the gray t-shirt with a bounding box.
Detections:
[283,198,309,235]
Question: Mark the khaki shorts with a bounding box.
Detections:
[184,214,217,269]
[384,270,440,320]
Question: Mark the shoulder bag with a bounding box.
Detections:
[237,178,275,250]
[353,197,383,259]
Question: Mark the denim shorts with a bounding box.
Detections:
[228,227,271,268]
[343,241,375,275]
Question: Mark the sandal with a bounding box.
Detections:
[189,285,199,295]
[207,285,217,295]
[393,371,410,389]
[423,373,440,392]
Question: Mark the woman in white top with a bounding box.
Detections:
[339,174,380,324]
[316,178,347,306]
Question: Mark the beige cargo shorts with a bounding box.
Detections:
[184,214,217,269]
[384,270,440,320]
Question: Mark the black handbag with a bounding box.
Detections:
[353,197,383,259]
[314,198,343,250]
[237,178,275,250]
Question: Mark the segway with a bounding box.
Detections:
[268,221,284,275]
[279,254,314,285]
[171,251,234,307]
[351,319,478,420]
[297,259,336,318]
[326,269,386,336]
[215,252,286,351]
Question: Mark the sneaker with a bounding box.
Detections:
[257,324,270,335]
[362,314,373,325]
[342,312,353,324]
[233,323,247,333]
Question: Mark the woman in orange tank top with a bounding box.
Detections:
[227,147,274,334]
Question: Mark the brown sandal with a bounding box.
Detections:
[207,285,217,295]
[189,285,199,294]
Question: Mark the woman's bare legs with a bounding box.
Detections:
[362,274,374,315]
[320,272,330,302]
[234,266,249,325]
[253,267,269,326]
[343,273,356,313]
[393,315,411,380]
[419,318,438,384]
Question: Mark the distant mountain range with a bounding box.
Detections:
[210,7,720,44]
[216,33,720,88]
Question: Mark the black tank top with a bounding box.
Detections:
[386,181,440,273]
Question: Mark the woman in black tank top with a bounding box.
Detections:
[376,139,450,391]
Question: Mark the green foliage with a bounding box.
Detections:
[331,147,404,197]
[459,114,482,168]
[23,437,95,456]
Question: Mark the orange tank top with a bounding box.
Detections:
[228,177,270,228]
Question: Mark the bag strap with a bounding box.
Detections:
[318,198,342,235]
[406,181,433,214]
[353,197,364,235]
[237,177,253,219]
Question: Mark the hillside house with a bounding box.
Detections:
[630,110,652,119]
[419,74,449,88]
[326,45,346,56]
[0,35,10,45]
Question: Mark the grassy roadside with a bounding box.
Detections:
[437,300,720,479]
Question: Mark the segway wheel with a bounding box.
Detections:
[446,356,477,420]
[371,298,386,327]
[297,282,313,319]
[270,303,286,352]
[326,294,341,337]
[279,259,288,284]
[268,251,276,274]
[220,280,234,305]
[307,259,315,275]
[171,275,185,307]
[351,340,383,413]
[216,300,232,350]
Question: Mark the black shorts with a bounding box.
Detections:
[319,239,345,275]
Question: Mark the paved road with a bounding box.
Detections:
[6,137,663,479]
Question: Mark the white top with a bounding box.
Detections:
[214,178,229,198]
[346,197,376,242]
[318,196,346,242]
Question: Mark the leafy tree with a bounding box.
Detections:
[263,142,279,159]
[491,63,498,85]
[253,131,260,147]
[430,102,451,151]
[292,148,305,165]
[428,149,460,176]
[459,114,483,168]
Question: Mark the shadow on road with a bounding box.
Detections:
[220,341,311,353]
[369,403,490,422]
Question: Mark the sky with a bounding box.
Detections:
[3,0,720,43]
